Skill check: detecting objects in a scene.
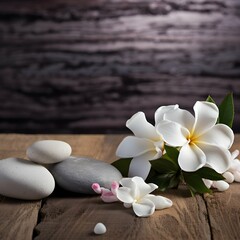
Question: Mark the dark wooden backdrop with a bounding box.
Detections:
[0,0,239,134]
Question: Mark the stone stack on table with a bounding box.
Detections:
[0,134,240,240]
[0,139,122,200]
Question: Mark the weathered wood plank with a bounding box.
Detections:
[204,183,240,240]
[34,188,211,240]
[0,75,239,133]
[0,134,101,240]
[0,134,97,240]
[34,135,211,240]
[203,134,240,240]
[0,134,239,240]
[0,197,41,240]
[0,0,239,134]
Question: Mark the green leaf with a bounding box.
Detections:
[150,174,172,191]
[145,168,158,182]
[111,158,132,177]
[168,174,181,189]
[218,93,234,128]
[150,157,180,174]
[206,95,216,104]
[149,173,180,191]
[164,145,179,165]
[195,167,225,181]
[182,171,212,194]
[148,155,181,191]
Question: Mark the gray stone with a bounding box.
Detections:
[50,156,122,194]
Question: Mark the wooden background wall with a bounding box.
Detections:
[0,0,239,134]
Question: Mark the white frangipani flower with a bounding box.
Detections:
[157,101,234,173]
[116,177,172,217]
[201,150,239,191]
[116,105,178,180]
[223,150,240,183]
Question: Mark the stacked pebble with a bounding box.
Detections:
[0,140,122,200]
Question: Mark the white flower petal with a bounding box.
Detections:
[229,159,240,172]
[119,178,136,190]
[128,157,152,180]
[222,172,234,183]
[136,149,163,162]
[132,198,155,217]
[119,178,139,200]
[192,101,219,137]
[126,112,160,140]
[132,177,158,198]
[202,179,213,189]
[178,143,206,172]
[231,150,239,160]
[197,143,231,173]
[197,124,234,149]
[233,171,240,182]
[145,194,172,209]
[116,136,154,158]
[164,108,195,131]
[116,187,135,204]
[212,180,229,191]
[154,104,179,125]
[124,202,132,208]
[156,121,189,147]
[154,140,164,151]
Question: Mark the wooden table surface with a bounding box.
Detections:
[0,134,240,240]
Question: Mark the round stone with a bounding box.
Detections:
[223,172,234,183]
[0,157,55,200]
[27,140,72,164]
[94,223,107,235]
[50,157,122,194]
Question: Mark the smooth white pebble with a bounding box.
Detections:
[94,223,107,235]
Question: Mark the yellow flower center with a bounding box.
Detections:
[187,133,198,145]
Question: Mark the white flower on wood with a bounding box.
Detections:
[116,176,172,217]
[157,101,234,173]
[116,105,178,180]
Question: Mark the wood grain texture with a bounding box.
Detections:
[0,134,239,240]
[34,189,210,240]
[0,197,41,240]
[0,0,239,134]
[203,134,240,240]
[204,183,240,240]
[34,135,211,240]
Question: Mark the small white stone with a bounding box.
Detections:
[223,172,234,183]
[203,179,213,189]
[233,171,240,182]
[27,140,72,164]
[213,180,229,192]
[0,157,55,200]
[94,223,107,235]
